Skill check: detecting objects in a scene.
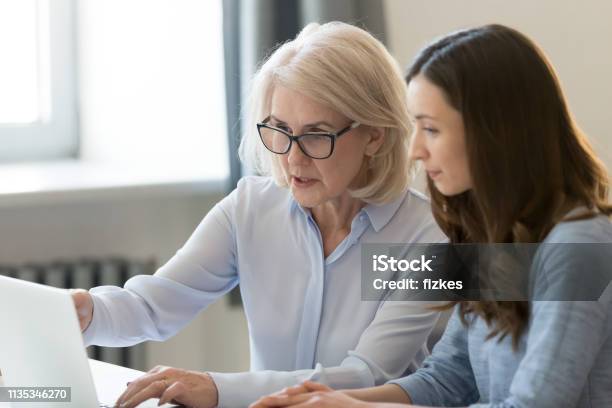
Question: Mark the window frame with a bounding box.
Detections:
[0,0,78,163]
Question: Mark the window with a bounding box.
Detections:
[78,0,228,179]
[0,0,78,162]
[0,0,228,185]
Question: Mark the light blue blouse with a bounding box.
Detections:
[391,214,612,408]
[83,176,446,407]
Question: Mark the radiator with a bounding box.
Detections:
[0,258,156,371]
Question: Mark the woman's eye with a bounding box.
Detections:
[423,127,439,135]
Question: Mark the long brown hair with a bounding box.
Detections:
[407,24,612,347]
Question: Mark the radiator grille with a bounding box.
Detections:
[0,258,155,371]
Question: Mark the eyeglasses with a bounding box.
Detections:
[256,116,361,159]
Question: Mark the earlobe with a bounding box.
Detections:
[365,127,385,156]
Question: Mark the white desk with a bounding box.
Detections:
[0,359,177,407]
[89,359,150,406]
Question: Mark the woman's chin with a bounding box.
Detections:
[434,181,471,197]
[290,189,323,209]
[292,195,318,209]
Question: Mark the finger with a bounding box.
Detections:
[148,365,169,374]
[115,380,141,406]
[290,400,319,408]
[248,398,266,408]
[254,395,292,407]
[120,379,168,408]
[265,386,296,398]
[249,394,296,408]
[301,381,333,392]
[284,384,310,396]
[68,288,84,298]
[157,381,187,406]
[257,393,313,407]
[249,397,287,408]
[290,394,328,408]
[116,372,168,406]
[116,383,134,406]
[68,290,91,329]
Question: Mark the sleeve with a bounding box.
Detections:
[210,301,440,408]
[468,240,612,408]
[388,306,480,407]
[82,188,239,347]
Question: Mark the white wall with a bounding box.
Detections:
[384,0,612,173]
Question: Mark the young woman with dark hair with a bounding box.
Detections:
[252,24,612,408]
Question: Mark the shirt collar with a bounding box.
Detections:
[361,190,407,232]
[289,197,311,218]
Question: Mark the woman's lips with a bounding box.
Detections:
[427,170,442,180]
[292,176,317,188]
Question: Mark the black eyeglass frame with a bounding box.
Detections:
[256,116,361,159]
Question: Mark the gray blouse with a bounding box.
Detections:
[391,214,612,408]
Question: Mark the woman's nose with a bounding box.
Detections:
[287,141,310,165]
[408,132,428,161]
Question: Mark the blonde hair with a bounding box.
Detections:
[238,22,413,204]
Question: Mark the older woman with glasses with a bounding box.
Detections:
[70,22,445,408]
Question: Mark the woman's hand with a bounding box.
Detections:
[114,365,218,408]
[253,390,368,408]
[69,289,93,332]
[250,381,333,407]
[250,381,367,408]
[250,382,418,408]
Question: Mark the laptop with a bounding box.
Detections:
[0,275,176,407]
